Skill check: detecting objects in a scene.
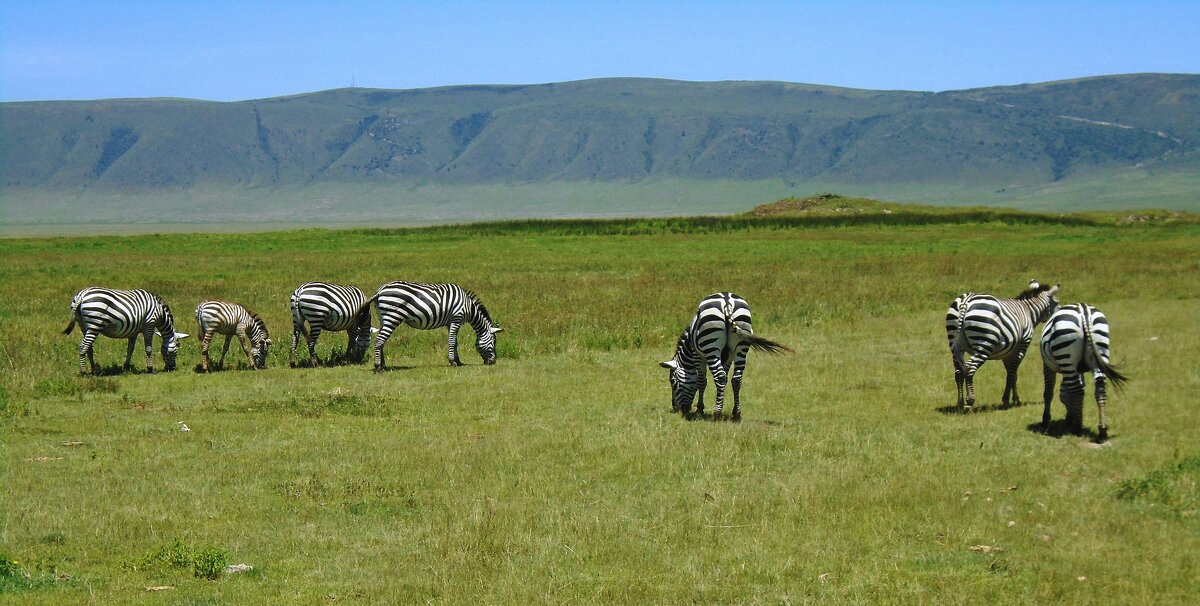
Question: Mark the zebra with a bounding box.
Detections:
[289,281,373,367]
[1040,303,1129,442]
[61,287,190,375]
[946,280,1060,411]
[365,281,503,371]
[195,300,272,371]
[659,292,792,421]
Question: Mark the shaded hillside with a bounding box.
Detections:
[2,75,1197,194]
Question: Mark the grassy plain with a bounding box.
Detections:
[1,210,1198,604]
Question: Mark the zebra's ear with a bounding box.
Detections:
[370,327,379,334]
[1029,279,1040,289]
[660,360,678,370]
[175,332,191,340]
[1049,284,1060,295]
[490,326,504,334]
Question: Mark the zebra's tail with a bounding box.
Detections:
[1081,305,1130,392]
[731,324,794,354]
[950,294,970,352]
[352,293,381,325]
[63,298,80,335]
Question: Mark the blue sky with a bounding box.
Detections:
[1,1,1197,102]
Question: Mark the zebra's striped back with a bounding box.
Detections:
[370,281,503,368]
[946,281,1060,409]
[196,300,271,368]
[951,284,1060,363]
[64,287,186,373]
[289,281,372,366]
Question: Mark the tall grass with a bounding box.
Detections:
[1,214,1198,603]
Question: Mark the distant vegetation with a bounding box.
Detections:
[2,74,1198,232]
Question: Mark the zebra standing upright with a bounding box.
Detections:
[946,280,1060,411]
[366,281,503,371]
[195,300,272,371]
[62,287,190,375]
[659,292,792,422]
[1040,303,1129,442]
[289,281,373,367]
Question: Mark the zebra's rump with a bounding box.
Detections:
[291,282,369,332]
[1040,304,1112,374]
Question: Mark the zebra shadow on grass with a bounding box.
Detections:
[84,363,164,376]
[935,401,1028,415]
[1026,419,1105,442]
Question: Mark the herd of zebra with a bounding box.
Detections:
[61,279,1128,436]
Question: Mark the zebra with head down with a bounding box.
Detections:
[62,287,190,375]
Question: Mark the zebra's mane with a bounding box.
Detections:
[1015,283,1054,301]
[465,290,496,326]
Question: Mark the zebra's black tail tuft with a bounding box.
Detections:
[1082,304,1130,392]
[733,325,793,354]
[62,318,76,335]
[1100,361,1131,392]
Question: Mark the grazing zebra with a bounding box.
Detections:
[195,300,272,371]
[289,281,373,367]
[946,280,1060,411]
[366,281,503,371]
[1040,303,1129,442]
[659,292,792,421]
[61,287,189,375]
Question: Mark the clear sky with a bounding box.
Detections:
[1,0,1197,102]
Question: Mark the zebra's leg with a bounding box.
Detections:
[1002,347,1028,407]
[729,347,749,422]
[447,321,463,366]
[143,327,156,373]
[952,351,966,408]
[1060,374,1085,436]
[235,331,256,369]
[709,366,729,422]
[1041,364,1056,432]
[1094,371,1109,442]
[963,354,986,410]
[200,329,215,372]
[123,336,137,371]
[290,325,300,368]
[306,326,322,367]
[693,377,706,418]
[373,320,397,373]
[220,334,235,368]
[79,330,100,375]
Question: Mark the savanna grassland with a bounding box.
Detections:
[1,207,1198,604]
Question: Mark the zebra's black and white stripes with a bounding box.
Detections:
[195,300,272,371]
[367,281,503,370]
[946,280,1060,410]
[660,293,791,421]
[289,281,373,367]
[62,287,189,375]
[1040,303,1129,441]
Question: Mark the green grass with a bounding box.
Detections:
[2,210,1198,603]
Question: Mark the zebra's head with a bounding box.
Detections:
[157,303,190,371]
[1018,281,1061,324]
[469,295,502,365]
[660,332,702,413]
[247,314,271,368]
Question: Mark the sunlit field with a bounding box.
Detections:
[2,211,1198,604]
